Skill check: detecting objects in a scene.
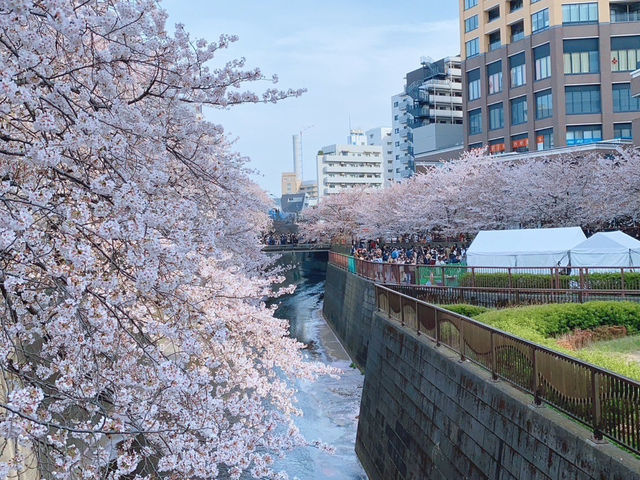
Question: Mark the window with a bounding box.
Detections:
[566,125,602,145]
[532,9,550,32]
[532,0,542,3]
[511,96,528,125]
[535,89,553,119]
[489,31,501,51]
[469,142,484,150]
[511,133,529,152]
[488,6,500,22]
[534,44,552,80]
[468,69,481,101]
[510,0,523,12]
[611,36,640,72]
[511,21,525,43]
[465,15,479,33]
[488,61,503,95]
[614,123,633,140]
[562,3,598,24]
[510,52,526,87]
[489,138,506,154]
[535,128,554,150]
[466,38,480,58]
[393,101,398,107]
[563,38,599,74]
[565,85,601,114]
[464,0,478,10]
[489,103,504,130]
[469,108,482,135]
[613,83,640,112]
[611,3,640,23]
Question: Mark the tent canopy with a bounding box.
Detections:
[569,231,640,268]
[467,227,586,268]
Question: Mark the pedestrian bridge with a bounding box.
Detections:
[262,243,331,253]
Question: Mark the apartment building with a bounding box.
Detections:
[392,57,464,179]
[316,130,384,199]
[633,68,640,143]
[365,127,395,186]
[460,0,640,152]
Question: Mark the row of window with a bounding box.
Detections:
[468,83,639,135]
[465,4,640,58]
[469,123,633,154]
[467,37,640,102]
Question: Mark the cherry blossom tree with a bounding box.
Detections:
[0,1,332,479]
[306,147,640,242]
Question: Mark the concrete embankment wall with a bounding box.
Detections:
[323,264,640,480]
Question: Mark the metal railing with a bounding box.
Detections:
[262,243,331,252]
[375,284,640,454]
[329,252,640,305]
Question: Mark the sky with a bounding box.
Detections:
[162,0,461,196]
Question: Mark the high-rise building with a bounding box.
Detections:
[392,57,464,179]
[633,68,640,144]
[459,0,640,152]
[365,127,395,186]
[316,130,384,199]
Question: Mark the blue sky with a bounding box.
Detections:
[162,0,460,195]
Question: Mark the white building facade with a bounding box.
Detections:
[365,127,394,187]
[392,56,463,180]
[316,132,384,199]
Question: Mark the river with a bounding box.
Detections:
[268,252,367,480]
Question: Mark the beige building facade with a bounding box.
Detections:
[281,172,301,196]
[459,0,640,151]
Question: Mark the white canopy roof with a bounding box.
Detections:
[467,227,586,268]
[569,231,640,268]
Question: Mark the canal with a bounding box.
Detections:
[268,252,367,479]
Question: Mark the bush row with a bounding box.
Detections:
[458,272,640,290]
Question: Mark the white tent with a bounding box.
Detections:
[466,227,586,268]
[568,231,640,269]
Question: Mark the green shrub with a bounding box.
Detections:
[441,304,489,318]
[459,272,640,290]
[473,302,640,380]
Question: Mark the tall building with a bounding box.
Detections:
[365,127,395,186]
[459,0,640,152]
[633,68,640,144]
[281,172,300,196]
[392,57,464,179]
[316,130,384,199]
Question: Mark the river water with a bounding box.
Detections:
[268,252,367,480]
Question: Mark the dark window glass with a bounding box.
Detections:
[469,109,482,135]
[613,83,640,112]
[611,36,640,72]
[535,89,553,119]
[487,60,503,94]
[535,128,554,150]
[489,103,504,130]
[510,52,526,87]
[511,133,529,152]
[614,123,633,140]
[564,38,599,74]
[566,125,602,145]
[565,85,601,114]
[511,96,528,125]
[534,43,551,80]
[467,69,481,101]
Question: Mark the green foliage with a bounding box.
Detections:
[441,304,489,318]
[459,272,640,290]
[473,302,640,380]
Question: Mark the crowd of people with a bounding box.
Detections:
[351,240,466,266]
[262,232,301,245]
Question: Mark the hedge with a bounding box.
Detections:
[472,302,640,380]
[441,304,489,318]
[458,272,640,290]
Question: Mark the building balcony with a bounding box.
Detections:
[632,68,640,97]
[610,3,640,23]
[322,165,382,174]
